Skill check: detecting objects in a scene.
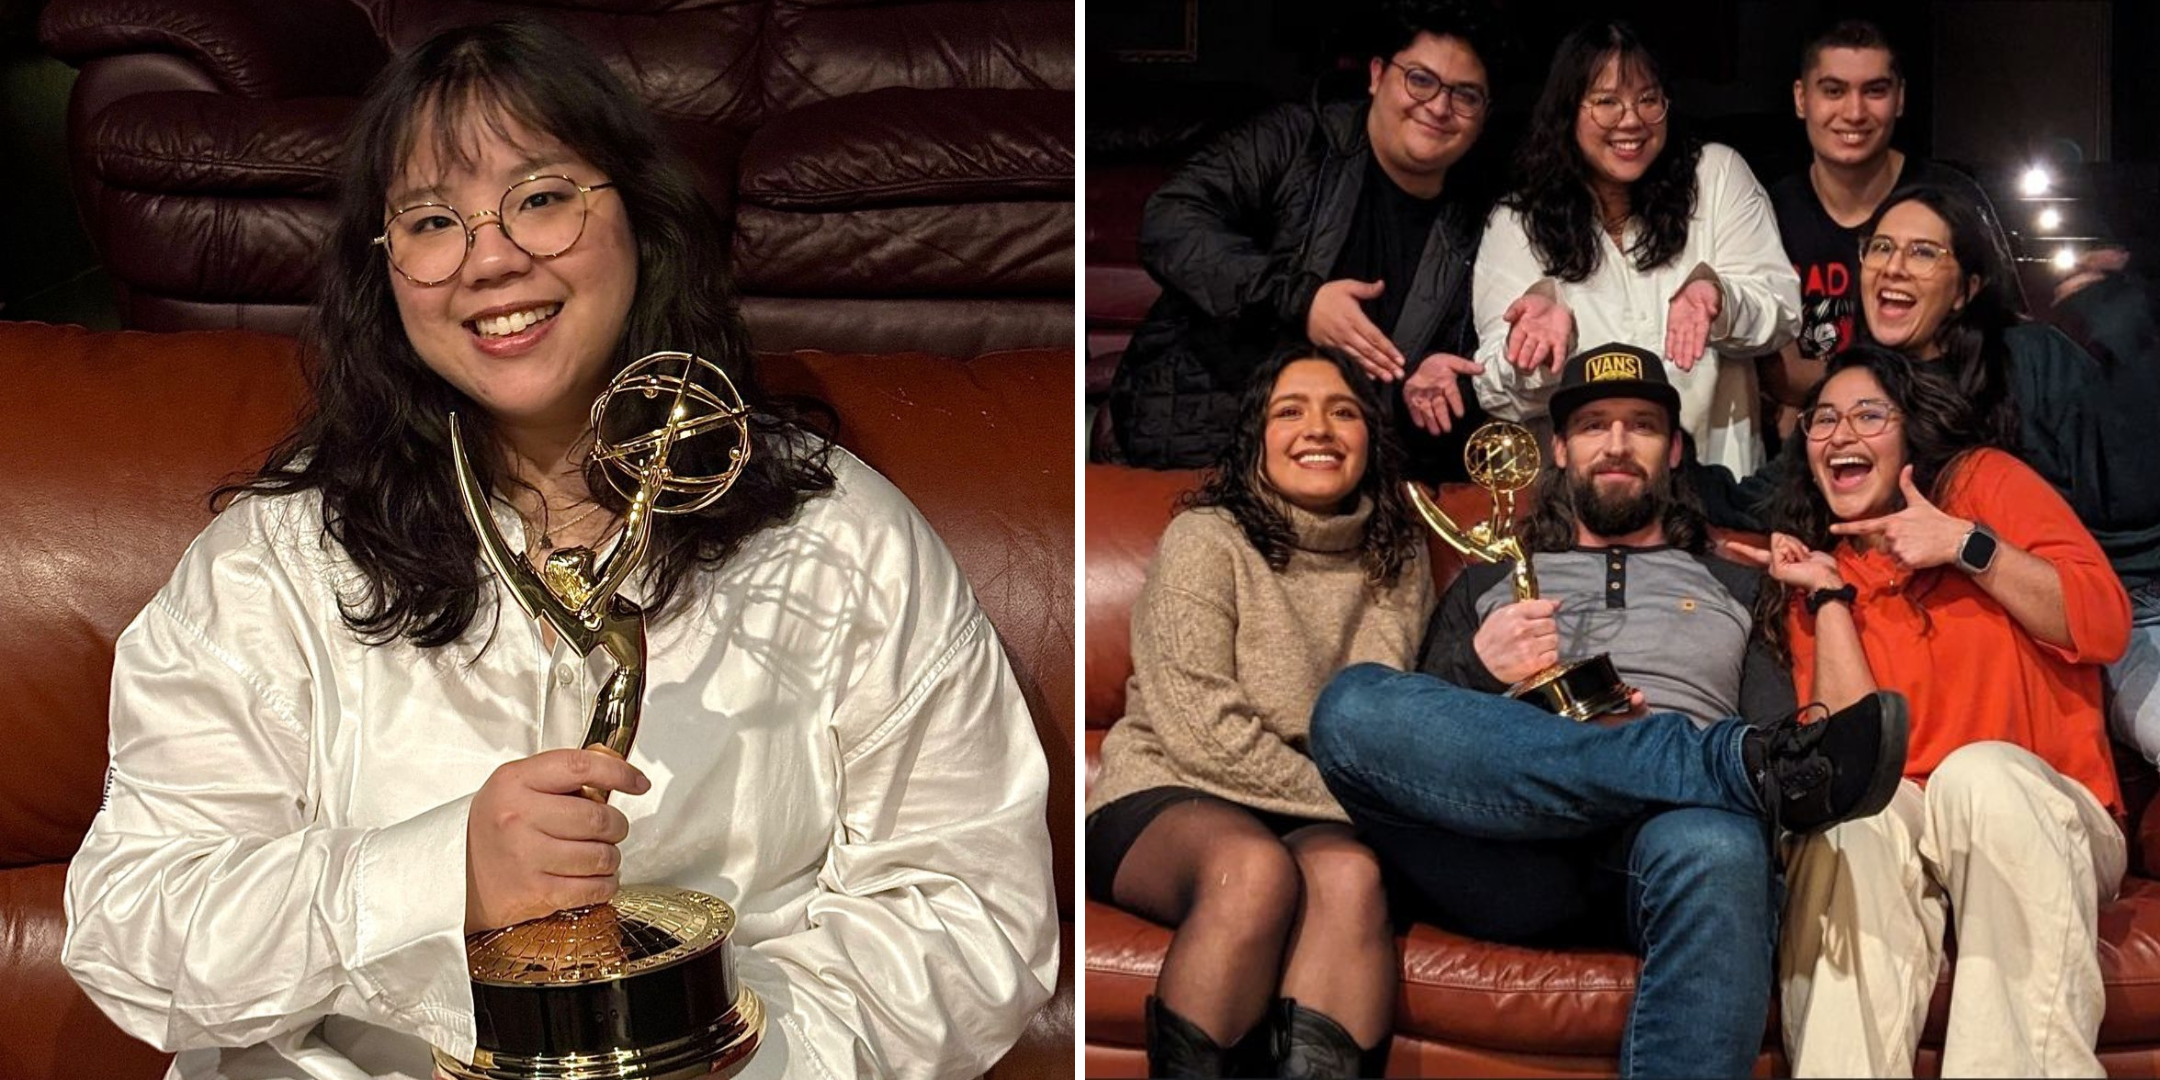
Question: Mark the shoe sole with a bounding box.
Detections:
[1842,690,1911,824]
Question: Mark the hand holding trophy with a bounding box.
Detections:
[1405,420,1636,720]
[433,351,763,1080]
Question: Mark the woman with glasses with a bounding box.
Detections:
[1852,183,2160,766]
[60,20,1055,1080]
[1471,19,1799,476]
[1729,344,2129,1075]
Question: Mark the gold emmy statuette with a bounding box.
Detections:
[1405,420,1636,721]
[432,351,763,1080]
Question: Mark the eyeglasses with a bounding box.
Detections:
[1858,235,1955,276]
[1581,89,1670,129]
[373,174,619,286]
[1803,400,1901,441]
[1389,61,1489,117]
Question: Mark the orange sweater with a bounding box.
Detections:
[1788,449,2130,815]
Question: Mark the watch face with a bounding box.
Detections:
[1960,527,1999,573]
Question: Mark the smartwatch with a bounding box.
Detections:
[1955,522,2000,575]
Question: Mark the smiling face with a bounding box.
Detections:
[385,103,638,443]
[1366,33,1488,187]
[1573,51,1667,191]
[1806,366,1908,522]
[1261,358,1371,514]
[1553,397,1681,540]
[1860,200,1974,358]
[1795,46,1903,170]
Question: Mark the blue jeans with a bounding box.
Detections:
[1310,663,1778,1079]
[2106,581,2160,763]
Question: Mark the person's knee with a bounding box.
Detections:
[1927,741,2058,836]
[1292,836,1389,930]
[1192,834,1303,936]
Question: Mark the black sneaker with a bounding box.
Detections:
[1743,691,1910,834]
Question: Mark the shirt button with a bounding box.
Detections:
[555,664,578,687]
[1609,581,1622,590]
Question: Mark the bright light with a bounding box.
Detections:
[2038,206,2064,231]
[2021,165,2053,196]
[2053,246,2079,272]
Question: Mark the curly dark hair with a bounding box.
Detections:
[1182,344,1423,588]
[1751,344,2004,663]
[1503,20,1703,283]
[1853,182,2025,448]
[219,19,835,647]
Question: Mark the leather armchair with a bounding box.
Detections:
[1082,462,2160,1077]
[0,321,1073,1080]
[37,0,1074,357]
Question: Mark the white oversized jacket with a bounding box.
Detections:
[63,450,1058,1080]
[1471,142,1800,475]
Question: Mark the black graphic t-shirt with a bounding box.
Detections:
[1767,158,1989,360]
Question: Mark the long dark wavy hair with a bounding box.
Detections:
[219,20,835,647]
[1853,182,2024,448]
[1181,345,1423,588]
[1518,410,1712,554]
[1752,345,2003,663]
[1503,20,1703,283]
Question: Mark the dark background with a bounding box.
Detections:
[1088,0,2160,293]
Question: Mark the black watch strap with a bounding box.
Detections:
[1805,583,1858,615]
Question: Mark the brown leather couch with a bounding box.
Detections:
[1083,462,2160,1077]
[36,0,1073,357]
[0,320,1073,1080]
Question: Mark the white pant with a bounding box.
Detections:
[1779,741,2126,1078]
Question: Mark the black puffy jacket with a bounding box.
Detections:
[1105,98,1487,476]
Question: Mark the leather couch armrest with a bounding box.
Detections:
[39,0,386,98]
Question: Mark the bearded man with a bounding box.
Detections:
[1307,342,1910,1078]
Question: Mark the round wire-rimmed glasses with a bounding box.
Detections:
[373,174,619,286]
[1580,90,1670,129]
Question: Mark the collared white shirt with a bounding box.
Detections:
[1471,143,1801,475]
[64,450,1058,1080]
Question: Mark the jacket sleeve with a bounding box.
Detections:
[1416,565,1509,693]
[63,510,477,1056]
[1138,105,1326,326]
[739,496,1057,1080]
[1470,204,1563,422]
[1693,145,1800,357]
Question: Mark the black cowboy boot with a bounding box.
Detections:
[1277,998,1388,1079]
[1146,996,1234,1077]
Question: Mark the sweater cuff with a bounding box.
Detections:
[351,793,477,1056]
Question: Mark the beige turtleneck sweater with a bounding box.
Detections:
[1088,497,1436,822]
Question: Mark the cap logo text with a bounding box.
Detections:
[1587,352,1644,382]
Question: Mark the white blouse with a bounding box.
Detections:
[63,450,1058,1080]
[1471,142,1801,474]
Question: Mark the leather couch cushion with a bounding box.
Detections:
[88,93,351,194]
[0,325,308,867]
[761,0,1073,109]
[738,87,1070,209]
[734,200,1071,295]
